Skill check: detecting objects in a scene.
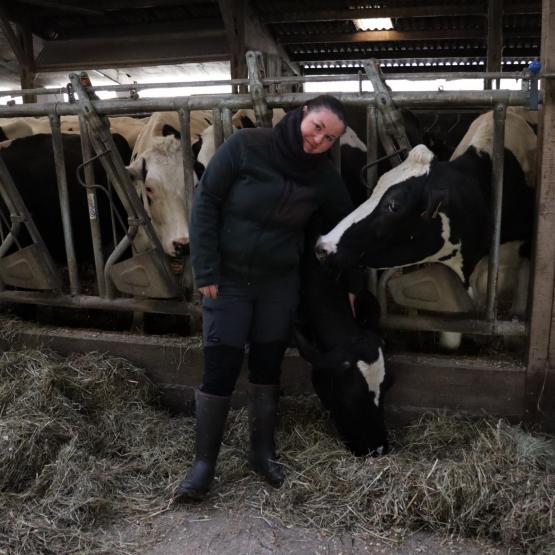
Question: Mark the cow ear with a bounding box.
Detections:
[422,185,448,220]
[191,136,203,159]
[240,115,256,129]
[162,124,181,140]
[126,156,146,182]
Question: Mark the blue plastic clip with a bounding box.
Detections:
[527,60,540,111]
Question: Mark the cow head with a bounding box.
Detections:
[125,132,189,259]
[316,145,470,280]
[296,330,391,456]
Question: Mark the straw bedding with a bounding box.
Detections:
[0,348,553,554]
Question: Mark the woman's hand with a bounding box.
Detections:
[199,284,219,299]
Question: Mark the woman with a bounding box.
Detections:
[177,95,355,500]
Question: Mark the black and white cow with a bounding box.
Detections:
[0,132,131,266]
[315,110,536,348]
[297,216,392,456]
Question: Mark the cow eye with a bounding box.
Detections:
[386,200,399,213]
[145,186,153,195]
[341,360,351,370]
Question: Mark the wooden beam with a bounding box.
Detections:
[15,0,104,15]
[98,0,211,8]
[0,4,27,68]
[527,0,555,425]
[485,0,504,89]
[53,19,223,41]
[16,23,36,103]
[34,31,229,71]
[217,0,299,88]
[218,0,248,87]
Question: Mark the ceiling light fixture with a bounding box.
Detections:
[354,18,394,31]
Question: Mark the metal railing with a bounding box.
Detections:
[0,57,542,339]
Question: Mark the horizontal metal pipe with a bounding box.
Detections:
[381,314,526,336]
[0,71,533,99]
[0,290,201,317]
[0,90,534,118]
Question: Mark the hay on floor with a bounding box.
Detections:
[0,348,553,555]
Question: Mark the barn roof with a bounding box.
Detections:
[0,0,542,89]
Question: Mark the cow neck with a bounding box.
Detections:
[271,107,329,184]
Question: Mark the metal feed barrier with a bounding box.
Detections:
[0,51,542,341]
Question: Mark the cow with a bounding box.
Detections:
[130,110,214,160]
[125,111,219,261]
[315,109,536,350]
[296,216,392,456]
[0,114,189,260]
[0,116,148,150]
[192,108,287,180]
[0,132,131,267]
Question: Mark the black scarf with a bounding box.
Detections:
[271,107,330,183]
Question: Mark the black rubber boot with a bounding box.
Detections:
[247,383,284,487]
[175,389,231,500]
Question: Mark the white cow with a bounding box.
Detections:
[0,115,148,149]
[126,111,217,259]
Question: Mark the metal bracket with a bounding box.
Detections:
[0,156,61,291]
[66,82,75,103]
[246,50,273,128]
[363,60,412,167]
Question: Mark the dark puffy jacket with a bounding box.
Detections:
[190,128,353,288]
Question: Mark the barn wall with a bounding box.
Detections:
[0,318,526,425]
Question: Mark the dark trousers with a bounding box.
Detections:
[200,273,299,396]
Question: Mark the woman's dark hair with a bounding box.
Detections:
[304,94,347,127]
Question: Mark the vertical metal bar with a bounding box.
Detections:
[77,115,106,297]
[246,50,273,128]
[221,107,234,140]
[366,105,379,192]
[177,108,194,220]
[485,103,507,320]
[178,107,200,305]
[212,107,224,149]
[48,113,80,295]
[366,105,380,295]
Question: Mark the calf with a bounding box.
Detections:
[297,216,393,456]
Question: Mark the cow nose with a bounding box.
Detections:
[173,238,190,257]
[314,242,328,261]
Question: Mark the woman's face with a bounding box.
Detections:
[300,106,345,154]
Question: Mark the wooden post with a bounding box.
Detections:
[218,0,248,94]
[16,23,36,103]
[526,0,555,429]
[218,0,297,95]
[485,0,503,90]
